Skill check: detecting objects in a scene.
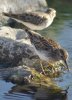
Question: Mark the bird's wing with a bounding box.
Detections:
[26,29,59,51]
[47,39,61,49]
[3,12,47,25]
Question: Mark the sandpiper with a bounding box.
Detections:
[25,29,69,72]
[3,8,56,30]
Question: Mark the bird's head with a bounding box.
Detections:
[50,48,69,71]
[46,8,56,19]
[59,48,69,71]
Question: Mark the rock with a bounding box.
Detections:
[0,65,54,86]
[0,65,32,84]
[0,26,39,67]
[0,0,47,13]
[0,26,29,40]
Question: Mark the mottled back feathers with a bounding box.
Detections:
[3,12,47,25]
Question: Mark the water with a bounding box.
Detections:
[0,0,72,100]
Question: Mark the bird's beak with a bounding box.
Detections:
[63,60,69,71]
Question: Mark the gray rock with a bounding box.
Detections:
[0,0,47,13]
[0,65,32,84]
[0,26,39,67]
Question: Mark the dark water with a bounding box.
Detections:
[0,0,72,100]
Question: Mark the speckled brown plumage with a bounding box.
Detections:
[25,29,69,70]
[3,12,47,25]
[25,29,60,51]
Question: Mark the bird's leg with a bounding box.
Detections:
[40,60,46,75]
[48,63,55,73]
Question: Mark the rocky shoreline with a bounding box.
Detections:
[0,0,67,99]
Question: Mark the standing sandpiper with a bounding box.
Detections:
[3,8,56,30]
[25,29,69,72]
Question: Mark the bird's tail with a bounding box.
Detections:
[3,12,17,18]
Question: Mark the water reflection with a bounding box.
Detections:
[0,66,69,100]
[3,83,68,100]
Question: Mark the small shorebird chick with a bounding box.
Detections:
[3,8,56,30]
[25,29,69,73]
